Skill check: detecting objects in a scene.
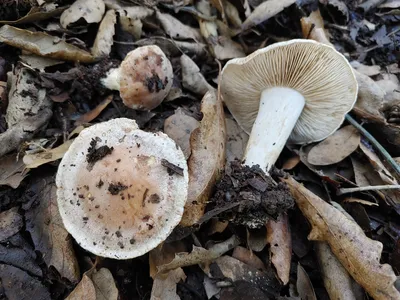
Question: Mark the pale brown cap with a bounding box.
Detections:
[56,118,188,259]
[119,45,173,110]
[220,39,358,144]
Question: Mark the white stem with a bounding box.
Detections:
[100,67,121,91]
[243,87,305,172]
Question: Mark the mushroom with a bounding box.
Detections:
[56,118,188,259]
[220,39,358,172]
[101,45,173,110]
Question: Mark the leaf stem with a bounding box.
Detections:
[337,184,400,195]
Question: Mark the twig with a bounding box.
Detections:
[337,185,400,195]
[345,114,400,177]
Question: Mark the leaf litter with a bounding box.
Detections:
[0,0,400,299]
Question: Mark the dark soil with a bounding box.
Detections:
[209,160,295,228]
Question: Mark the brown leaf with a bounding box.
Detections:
[25,177,80,283]
[296,263,317,300]
[150,268,186,300]
[66,267,118,300]
[282,155,300,170]
[241,0,296,31]
[225,117,249,164]
[316,242,364,300]
[0,264,51,300]
[0,207,23,241]
[91,9,116,58]
[60,0,105,28]
[0,25,96,63]
[20,54,64,71]
[180,54,213,95]
[283,176,400,300]
[343,197,378,206]
[0,154,27,188]
[307,125,360,166]
[247,226,267,252]
[266,214,291,285]
[232,246,266,271]
[207,219,229,235]
[149,241,187,279]
[74,95,113,126]
[164,109,200,159]
[0,5,68,25]
[180,89,226,226]
[156,11,202,41]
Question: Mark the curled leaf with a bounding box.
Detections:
[0,5,68,25]
[283,176,400,300]
[180,54,213,95]
[156,11,202,41]
[91,9,116,58]
[0,153,27,188]
[180,89,226,226]
[0,25,96,63]
[60,0,105,28]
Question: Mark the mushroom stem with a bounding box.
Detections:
[101,67,121,91]
[243,87,305,171]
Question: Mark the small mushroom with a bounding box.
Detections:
[56,118,188,259]
[101,45,173,110]
[220,39,358,171]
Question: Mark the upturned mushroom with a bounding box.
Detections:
[220,39,358,172]
[56,118,188,259]
[101,45,173,110]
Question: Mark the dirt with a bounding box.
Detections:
[209,160,295,229]
[86,137,114,169]
[161,158,184,176]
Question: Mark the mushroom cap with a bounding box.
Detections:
[220,39,358,144]
[119,45,173,110]
[56,118,188,259]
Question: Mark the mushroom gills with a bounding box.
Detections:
[243,87,305,171]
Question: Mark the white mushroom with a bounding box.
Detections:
[56,118,188,259]
[101,45,173,110]
[220,39,358,172]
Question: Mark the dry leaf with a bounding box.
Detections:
[207,219,229,235]
[0,25,96,63]
[224,0,243,27]
[307,125,360,166]
[241,0,297,31]
[91,9,116,58]
[180,89,226,226]
[164,109,200,159]
[0,5,68,25]
[379,0,400,8]
[151,268,186,300]
[282,155,300,170]
[19,54,64,71]
[320,0,349,22]
[0,264,51,300]
[232,246,267,271]
[60,0,105,28]
[74,95,113,126]
[350,61,381,77]
[247,226,268,252]
[316,242,364,300]
[25,177,80,283]
[104,0,153,19]
[23,139,74,169]
[180,54,213,95]
[0,207,23,242]
[283,176,400,300]
[157,236,239,274]
[149,241,187,279]
[343,197,378,206]
[156,11,202,41]
[66,267,118,300]
[203,276,221,299]
[0,154,27,188]
[266,214,291,285]
[225,117,249,163]
[119,15,143,40]
[296,263,317,300]
[0,243,42,277]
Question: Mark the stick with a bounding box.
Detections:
[345,114,400,177]
[337,184,400,195]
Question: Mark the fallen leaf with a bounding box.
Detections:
[0,207,23,241]
[0,154,27,188]
[23,139,74,169]
[224,0,243,27]
[149,241,187,279]
[266,214,291,285]
[119,15,143,40]
[283,176,400,300]
[211,255,281,297]
[151,268,186,300]
[180,54,213,95]
[25,177,80,283]
[241,0,297,31]
[296,263,317,300]
[220,280,272,300]
[74,95,113,126]
[66,267,118,300]
[104,0,153,19]
[343,197,379,206]
[91,9,116,58]
[164,109,200,159]
[156,11,202,41]
[307,125,360,166]
[0,244,42,277]
[180,89,226,226]
[379,0,400,8]
[0,5,68,25]
[0,264,51,300]
[320,0,349,22]
[316,242,364,300]
[232,246,267,271]
[225,117,249,163]
[350,61,381,77]
[207,219,229,235]
[19,54,64,71]
[247,226,268,252]
[60,0,105,28]
[282,155,301,170]
[203,276,221,299]
[0,25,96,63]
[157,236,239,274]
